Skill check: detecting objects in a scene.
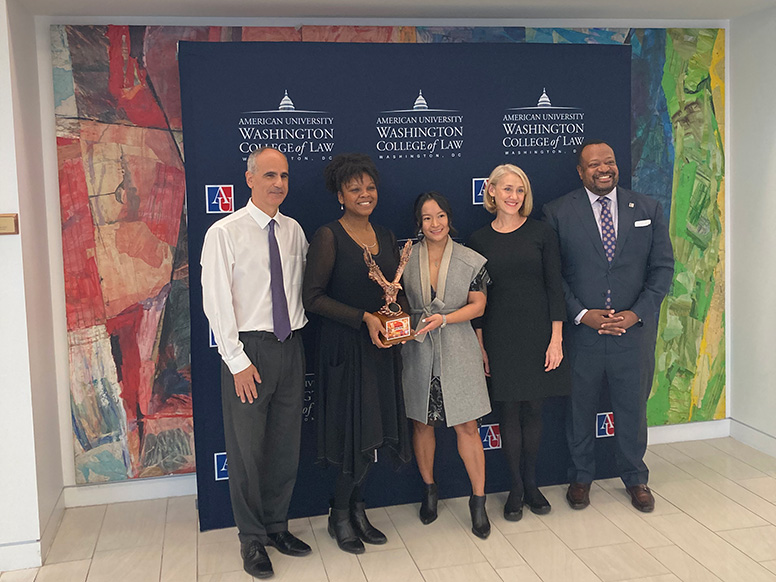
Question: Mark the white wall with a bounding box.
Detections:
[0,0,44,570]
[7,0,66,560]
[729,7,776,443]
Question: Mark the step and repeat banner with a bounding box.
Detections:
[179,40,631,531]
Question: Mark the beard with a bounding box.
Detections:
[588,173,618,195]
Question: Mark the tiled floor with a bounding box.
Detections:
[5,437,776,581]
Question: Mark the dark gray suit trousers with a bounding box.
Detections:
[221,331,304,544]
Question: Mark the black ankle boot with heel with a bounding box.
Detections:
[469,495,491,539]
[419,483,439,524]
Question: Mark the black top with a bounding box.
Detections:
[468,218,570,401]
[303,221,411,482]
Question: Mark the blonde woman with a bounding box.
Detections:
[468,164,570,521]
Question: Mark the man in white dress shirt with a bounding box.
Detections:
[201,147,310,579]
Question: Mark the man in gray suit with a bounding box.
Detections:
[543,141,674,512]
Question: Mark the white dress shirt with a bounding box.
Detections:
[585,187,619,238]
[575,187,618,324]
[201,200,308,374]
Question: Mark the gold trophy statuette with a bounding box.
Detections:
[363,239,414,345]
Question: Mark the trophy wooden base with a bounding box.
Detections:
[374,310,414,345]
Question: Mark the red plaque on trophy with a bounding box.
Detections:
[363,240,414,345]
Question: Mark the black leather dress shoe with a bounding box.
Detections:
[626,484,655,513]
[566,482,591,510]
[524,487,551,515]
[241,540,273,579]
[266,531,312,556]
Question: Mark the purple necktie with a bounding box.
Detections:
[599,197,616,308]
[268,219,292,342]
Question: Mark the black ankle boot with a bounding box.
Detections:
[350,501,387,544]
[503,490,524,522]
[469,495,491,539]
[419,483,438,524]
[328,507,365,554]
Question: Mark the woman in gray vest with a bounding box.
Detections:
[402,191,492,539]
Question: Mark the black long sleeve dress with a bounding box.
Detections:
[303,221,411,484]
[468,218,571,402]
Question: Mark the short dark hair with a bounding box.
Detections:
[323,153,379,195]
[413,191,458,237]
[577,140,612,166]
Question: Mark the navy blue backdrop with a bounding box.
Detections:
[179,40,631,531]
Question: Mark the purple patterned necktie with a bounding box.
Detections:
[268,219,292,342]
[599,197,616,309]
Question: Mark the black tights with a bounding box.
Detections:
[332,467,368,510]
[498,399,544,497]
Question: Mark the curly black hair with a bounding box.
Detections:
[323,153,380,195]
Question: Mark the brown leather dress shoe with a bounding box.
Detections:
[626,484,655,512]
[566,482,591,510]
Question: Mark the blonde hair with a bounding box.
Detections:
[484,164,534,217]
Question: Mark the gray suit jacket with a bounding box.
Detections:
[543,187,674,347]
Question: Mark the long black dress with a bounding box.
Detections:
[303,221,411,484]
[468,218,570,402]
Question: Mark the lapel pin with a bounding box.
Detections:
[628,202,634,208]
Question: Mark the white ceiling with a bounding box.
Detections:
[18,0,776,20]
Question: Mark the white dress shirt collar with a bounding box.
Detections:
[584,186,618,207]
[246,199,282,229]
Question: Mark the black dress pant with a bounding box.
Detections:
[221,331,305,544]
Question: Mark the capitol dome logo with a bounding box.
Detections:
[278,90,295,111]
[242,89,327,115]
[237,91,334,162]
[537,88,552,108]
[413,90,428,110]
[374,90,464,160]
[500,88,585,156]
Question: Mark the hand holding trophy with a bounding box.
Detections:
[363,240,415,345]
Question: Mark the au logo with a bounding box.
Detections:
[596,412,615,438]
[214,452,229,481]
[206,185,234,214]
[479,423,502,450]
[472,178,487,205]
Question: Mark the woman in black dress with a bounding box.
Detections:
[303,153,411,554]
[468,164,570,521]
